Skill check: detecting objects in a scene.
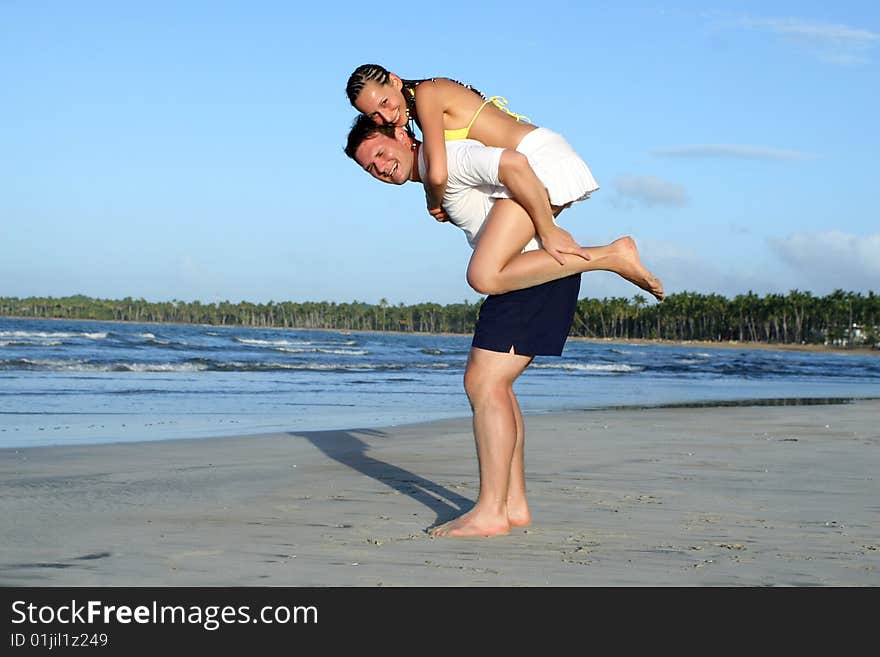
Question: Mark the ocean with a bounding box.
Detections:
[2,316,878,449]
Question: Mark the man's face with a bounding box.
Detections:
[353,128,413,185]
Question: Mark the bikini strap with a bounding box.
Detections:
[487,96,531,124]
[465,99,493,132]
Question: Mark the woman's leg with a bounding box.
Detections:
[430,346,534,538]
[466,199,664,300]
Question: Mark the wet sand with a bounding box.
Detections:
[1,400,878,586]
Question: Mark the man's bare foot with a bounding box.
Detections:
[507,500,531,527]
[607,237,665,301]
[429,508,510,538]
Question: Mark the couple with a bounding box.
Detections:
[344,65,664,537]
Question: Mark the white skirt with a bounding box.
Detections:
[514,127,599,207]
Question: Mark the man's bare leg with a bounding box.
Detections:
[466,199,664,300]
[506,387,531,527]
[430,347,534,538]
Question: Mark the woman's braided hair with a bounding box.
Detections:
[346,63,484,132]
[346,64,393,105]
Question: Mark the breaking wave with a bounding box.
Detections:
[531,363,644,373]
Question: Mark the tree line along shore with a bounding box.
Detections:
[2,291,878,348]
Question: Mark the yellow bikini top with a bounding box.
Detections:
[402,85,531,141]
[444,96,531,141]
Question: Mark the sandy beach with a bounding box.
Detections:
[1,400,878,586]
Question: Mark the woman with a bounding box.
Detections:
[345,64,663,301]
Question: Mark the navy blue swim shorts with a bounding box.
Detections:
[471,273,581,356]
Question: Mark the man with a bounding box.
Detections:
[345,115,662,537]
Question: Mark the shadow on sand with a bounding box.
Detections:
[289,428,473,529]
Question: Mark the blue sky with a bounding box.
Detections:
[2,1,878,305]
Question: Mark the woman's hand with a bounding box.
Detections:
[428,205,450,222]
[426,188,449,222]
[539,225,592,264]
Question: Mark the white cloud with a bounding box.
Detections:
[613,175,687,208]
[769,231,880,292]
[743,17,879,45]
[652,145,814,160]
[739,16,879,64]
[577,232,880,300]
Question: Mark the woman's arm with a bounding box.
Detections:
[413,81,449,215]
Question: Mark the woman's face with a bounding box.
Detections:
[355,75,408,128]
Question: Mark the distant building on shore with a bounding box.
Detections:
[824,323,880,349]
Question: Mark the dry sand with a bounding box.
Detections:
[1,400,878,586]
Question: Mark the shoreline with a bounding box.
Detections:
[2,314,877,357]
[4,394,878,454]
[1,400,878,585]
[567,335,880,356]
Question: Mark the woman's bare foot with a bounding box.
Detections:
[605,237,665,301]
[429,508,510,538]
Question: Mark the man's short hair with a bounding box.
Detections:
[344,114,396,160]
